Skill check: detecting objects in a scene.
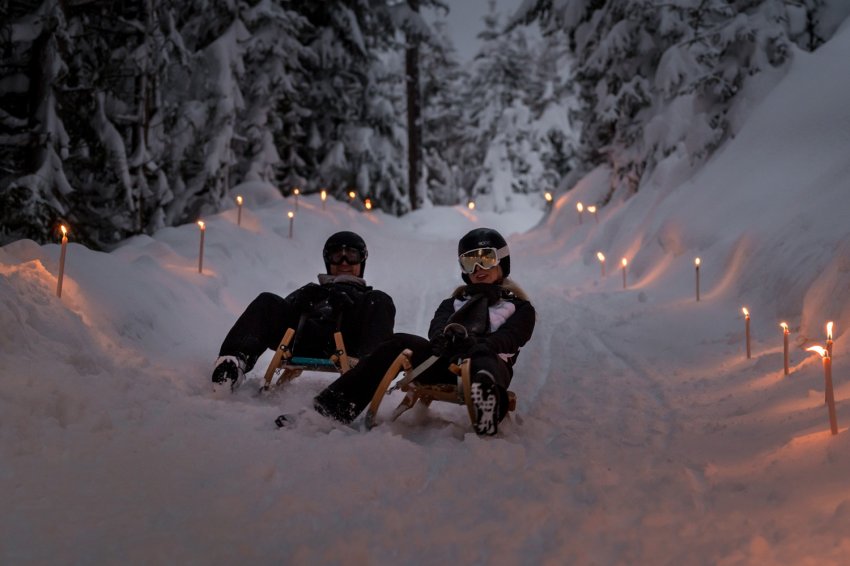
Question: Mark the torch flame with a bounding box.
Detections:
[695,257,701,266]
[577,202,584,212]
[364,199,372,210]
[236,195,243,205]
[60,225,68,236]
[742,307,749,317]
[587,205,597,213]
[827,321,834,340]
[621,258,628,267]
[544,192,553,202]
[321,190,327,201]
[197,220,205,230]
[807,345,828,358]
[468,201,475,210]
[780,322,789,332]
[293,188,300,196]
[597,252,605,262]
[288,211,294,219]
[348,191,356,200]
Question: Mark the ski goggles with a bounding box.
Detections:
[458,246,509,274]
[324,245,367,265]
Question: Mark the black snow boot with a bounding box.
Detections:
[211,355,246,390]
[470,370,499,436]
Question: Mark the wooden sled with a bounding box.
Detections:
[364,349,517,430]
[260,327,353,392]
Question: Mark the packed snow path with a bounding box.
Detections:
[3,191,846,565]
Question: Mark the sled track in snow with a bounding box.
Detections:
[514,293,718,562]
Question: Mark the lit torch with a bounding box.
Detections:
[288,211,295,239]
[321,189,327,211]
[597,252,606,278]
[827,321,834,358]
[56,225,69,298]
[587,204,598,224]
[695,257,701,302]
[577,202,584,225]
[806,345,838,435]
[743,307,751,359]
[781,322,789,375]
[621,258,628,289]
[236,195,243,227]
[197,221,205,274]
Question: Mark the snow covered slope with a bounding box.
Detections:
[2,20,850,566]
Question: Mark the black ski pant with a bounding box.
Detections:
[218,290,395,371]
[218,292,301,371]
[313,332,512,424]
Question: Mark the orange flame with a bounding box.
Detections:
[236,195,243,205]
[807,345,828,358]
[621,258,628,267]
[587,205,597,213]
[293,188,300,196]
[60,225,68,237]
[468,201,475,210]
[827,321,834,340]
[197,220,205,230]
[780,322,789,332]
[597,252,605,262]
[364,199,372,210]
[544,192,553,202]
[321,190,327,201]
[288,211,294,219]
[742,307,749,317]
[348,191,356,200]
[695,257,701,266]
[577,202,584,212]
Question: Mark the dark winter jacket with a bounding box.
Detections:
[427,280,535,373]
[283,274,396,358]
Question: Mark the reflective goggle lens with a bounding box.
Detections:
[458,248,500,274]
[326,246,365,265]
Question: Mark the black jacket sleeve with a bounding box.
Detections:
[428,298,456,340]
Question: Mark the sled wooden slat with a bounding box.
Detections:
[365,350,517,431]
[262,328,350,392]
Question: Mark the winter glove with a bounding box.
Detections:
[291,283,329,312]
[431,323,475,357]
[327,286,356,316]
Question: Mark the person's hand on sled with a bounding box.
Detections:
[328,286,356,316]
[292,283,329,311]
[430,323,475,357]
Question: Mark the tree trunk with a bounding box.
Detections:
[405,0,422,211]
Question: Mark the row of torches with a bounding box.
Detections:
[198,189,375,271]
[570,197,841,437]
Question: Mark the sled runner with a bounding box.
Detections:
[260,326,352,393]
[364,349,516,430]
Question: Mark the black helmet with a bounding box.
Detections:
[457,227,510,283]
[323,231,368,275]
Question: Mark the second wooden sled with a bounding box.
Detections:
[364,349,517,430]
[260,327,353,393]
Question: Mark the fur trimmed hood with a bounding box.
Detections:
[450,278,530,303]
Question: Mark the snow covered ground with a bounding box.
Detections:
[3,21,850,566]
